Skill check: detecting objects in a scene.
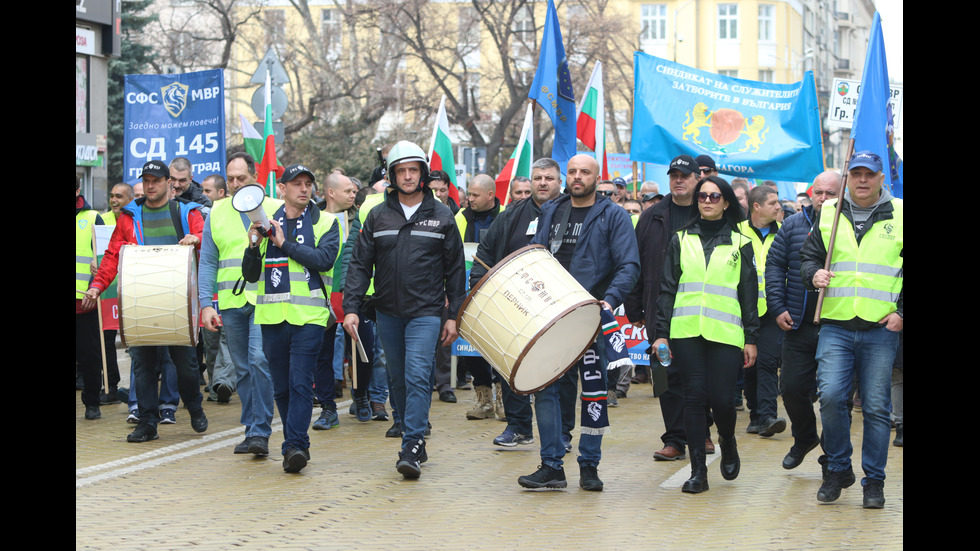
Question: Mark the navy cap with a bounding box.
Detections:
[612,177,627,188]
[668,155,697,175]
[282,164,316,183]
[849,151,883,173]
[695,155,717,171]
[141,160,170,179]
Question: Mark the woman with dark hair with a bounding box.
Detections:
[653,175,759,493]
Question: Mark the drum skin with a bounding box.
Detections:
[118,245,200,347]
[458,245,600,395]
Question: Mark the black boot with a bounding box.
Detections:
[682,448,709,493]
[719,435,740,480]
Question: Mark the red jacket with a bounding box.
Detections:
[90,199,204,292]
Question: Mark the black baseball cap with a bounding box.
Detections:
[282,164,316,183]
[668,155,697,175]
[141,160,170,179]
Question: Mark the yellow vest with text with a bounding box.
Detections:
[357,192,388,296]
[75,210,99,297]
[670,230,746,348]
[819,198,903,322]
[255,211,340,327]
[210,197,284,310]
[737,220,779,316]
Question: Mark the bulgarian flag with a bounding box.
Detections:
[494,104,534,205]
[427,95,461,207]
[576,61,610,180]
[257,72,284,197]
[239,113,265,172]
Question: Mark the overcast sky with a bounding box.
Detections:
[875,1,902,82]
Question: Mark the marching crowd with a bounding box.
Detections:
[76,142,902,509]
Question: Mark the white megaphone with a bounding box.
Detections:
[232,184,271,237]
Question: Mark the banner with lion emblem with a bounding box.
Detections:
[631,53,823,183]
[123,69,226,181]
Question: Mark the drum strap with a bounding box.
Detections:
[549,201,573,255]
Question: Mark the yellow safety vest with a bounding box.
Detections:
[819,198,903,322]
[75,210,99,297]
[101,211,116,225]
[670,229,746,348]
[255,212,340,327]
[210,197,283,310]
[738,220,779,316]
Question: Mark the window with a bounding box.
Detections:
[641,4,667,41]
[718,4,738,40]
[321,8,341,56]
[758,4,774,42]
[758,69,773,82]
[719,69,739,78]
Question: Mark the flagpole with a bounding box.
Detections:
[813,138,855,324]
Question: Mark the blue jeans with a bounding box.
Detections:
[333,324,345,380]
[816,324,899,483]
[263,322,324,453]
[534,357,602,470]
[127,351,180,413]
[368,320,389,405]
[221,304,274,438]
[129,345,202,426]
[376,312,440,447]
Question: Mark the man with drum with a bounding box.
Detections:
[83,160,209,443]
[518,154,639,491]
[469,158,562,448]
[343,141,466,480]
[198,153,282,457]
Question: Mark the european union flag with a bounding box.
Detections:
[529,0,576,171]
[852,12,902,198]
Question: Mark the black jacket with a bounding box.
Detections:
[469,197,541,289]
[343,189,466,319]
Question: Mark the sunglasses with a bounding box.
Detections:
[698,192,723,204]
[597,190,615,197]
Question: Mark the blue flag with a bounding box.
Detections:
[852,12,902,198]
[630,53,824,183]
[529,0,576,171]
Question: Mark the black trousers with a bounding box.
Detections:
[672,336,741,455]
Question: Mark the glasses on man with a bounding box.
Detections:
[597,190,615,197]
[698,192,723,204]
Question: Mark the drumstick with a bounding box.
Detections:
[90,230,110,394]
[472,255,492,272]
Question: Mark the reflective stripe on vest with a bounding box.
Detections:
[670,230,746,348]
[76,210,99,296]
[737,220,778,316]
[819,199,903,322]
[255,213,339,327]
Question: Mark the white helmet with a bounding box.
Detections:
[386,141,429,193]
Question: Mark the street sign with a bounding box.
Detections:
[828,78,903,130]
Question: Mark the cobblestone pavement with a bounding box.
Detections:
[77,352,903,550]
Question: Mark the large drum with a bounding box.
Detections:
[118,245,200,347]
[458,245,601,395]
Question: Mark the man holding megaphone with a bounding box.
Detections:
[242,164,341,474]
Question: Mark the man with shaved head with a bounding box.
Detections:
[455,173,504,420]
[765,170,841,474]
[518,154,640,492]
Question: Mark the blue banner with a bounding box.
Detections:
[123,69,226,180]
[631,53,823,183]
[529,0,576,172]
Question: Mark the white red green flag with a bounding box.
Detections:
[257,72,284,197]
[238,114,265,168]
[495,104,534,205]
[427,95,461,207]
[576,61,609,180]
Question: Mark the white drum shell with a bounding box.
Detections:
[118,245,200,347]
[458,245,600,394]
